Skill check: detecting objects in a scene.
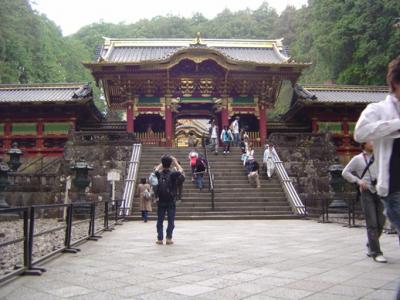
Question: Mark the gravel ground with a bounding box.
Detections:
[0,217,111,276]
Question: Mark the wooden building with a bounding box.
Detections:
[0,83,102,156]
[83,35,309,146]
[283,84,388,161]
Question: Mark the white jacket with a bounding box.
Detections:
[354,94,400,196]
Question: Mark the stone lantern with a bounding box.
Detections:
[7,142,23,172]
[70,157,93,202]
[0,158,11,208]
[328,158,348,209]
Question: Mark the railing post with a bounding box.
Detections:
[63,204,80,253]
[23,208,29,270]
[104,200,113,231]
[88,202,102,241]
[23,207,46,276]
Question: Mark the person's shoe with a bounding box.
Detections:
[227,151,230,154]
[166,239,174,245]
[373,255,387,263]
[156,240,163,245]
[214,152,218,155]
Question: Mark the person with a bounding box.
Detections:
[263,144,276,179]
[188,133,196,147]
[354,56,400,298]
[230,116,240,146]
[247,160,261,188]
[220,125,234,154]
[154,155,183,245]
[209,120,219,154]
[244,143,254,166]
[188,148,199,182]
[194,156,207,191]
[175,161,185,202]
[137,178,152,223]
[148,166,159,199]
[342,142,386,263]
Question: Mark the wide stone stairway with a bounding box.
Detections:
[129,146,297,220]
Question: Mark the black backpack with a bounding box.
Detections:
[157,171,175,203]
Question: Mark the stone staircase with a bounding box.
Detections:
[128,146,297,220]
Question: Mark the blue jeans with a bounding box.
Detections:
[156,206,176,240]
[360,190,385,256]
[141,210,148,222]
[382,191,400,239]
[196,174,204,189]
[234,133,240,146]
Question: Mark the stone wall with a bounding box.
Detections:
[269,133,338,217]
[63,143,133,203]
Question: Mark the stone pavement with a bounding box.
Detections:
[0,220,399,300]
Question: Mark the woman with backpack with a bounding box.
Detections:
[220,125,234,154]
[188,148,199,182]
[194,157,207,191]
[137,178,152,222]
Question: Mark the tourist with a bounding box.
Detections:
[154,155,183,245]
[194,156,207,191]
[209,120,219,154]
[188,148,199,182]
[244,143,254,166]
[342,142,386,263]
[247,160,261,188]
[188,132,196,147]
[354,56,400,298]
[263,144,276,179]
[136,178,152,223]
[230,116,240,146]
[220,125,234,154]
[175,161,185,202]
[148,165,159,200]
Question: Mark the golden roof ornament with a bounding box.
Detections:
[190,32,207,47]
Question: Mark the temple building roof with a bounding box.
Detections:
[283,84,389,121]
[0,83,93,103]
[296,84,388,104]
[95,37,295,65]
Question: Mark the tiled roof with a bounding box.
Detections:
[298,84,389,104]
[0,83,92,103]
[97,38,292,65]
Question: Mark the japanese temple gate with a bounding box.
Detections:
[84,36,309,146]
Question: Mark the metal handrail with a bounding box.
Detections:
[120,143,142,215]
[203,139,215,209]
[271,148,306,216]
[17,156,44,173]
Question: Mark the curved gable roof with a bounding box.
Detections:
[96,37,293,65]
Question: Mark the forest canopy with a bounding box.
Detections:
[1,0,399,111]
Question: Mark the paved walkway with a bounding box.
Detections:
[0,220,399,300]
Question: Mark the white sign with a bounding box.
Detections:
[107,169,121,182]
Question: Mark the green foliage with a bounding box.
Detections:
[2,0,400,115]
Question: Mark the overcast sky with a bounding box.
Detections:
[32,0,308,36]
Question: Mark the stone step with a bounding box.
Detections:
[126,214,299,221]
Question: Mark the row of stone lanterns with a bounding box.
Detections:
[0,143,94,209]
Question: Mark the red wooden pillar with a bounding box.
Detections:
[4,120,12,149]
[311,118,318,133]
[221,107,229,129]
[165,105,173,147]
[126,101,134,133]
[259,104,267,146]
[342,120,349,135]
[36,119,44,150]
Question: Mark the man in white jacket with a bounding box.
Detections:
[342,142,386,262]
[355,57,400,297]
